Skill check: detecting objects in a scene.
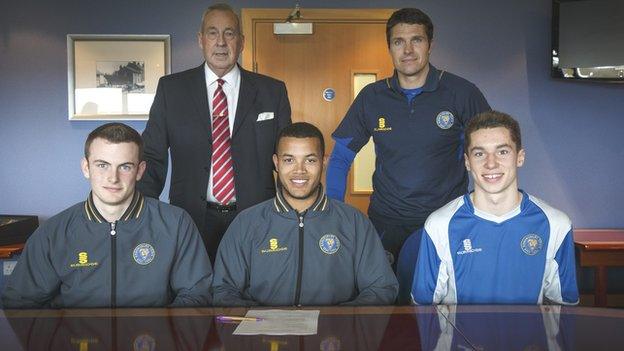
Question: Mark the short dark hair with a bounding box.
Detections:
[386,8,434,47]
[276,122,325,157]
[84,123,144,160]
[199,3,241,34]
[464,111,522,152]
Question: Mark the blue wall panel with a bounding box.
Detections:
[1,0,623,232]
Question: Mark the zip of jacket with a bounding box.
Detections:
[110,221,117,308]
[294,212,305,306]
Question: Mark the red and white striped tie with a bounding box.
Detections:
[211,78,235,204]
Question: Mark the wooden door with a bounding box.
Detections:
[242,9,394,214]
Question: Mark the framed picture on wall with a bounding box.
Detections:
[67,34,171,121]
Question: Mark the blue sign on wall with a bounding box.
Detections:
[323,88,336,101]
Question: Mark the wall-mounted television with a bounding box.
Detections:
[551,0,624,82]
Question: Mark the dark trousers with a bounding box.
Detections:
[201,204,238,265]
[370,217,423,272]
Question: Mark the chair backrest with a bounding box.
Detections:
[396,229,423,305]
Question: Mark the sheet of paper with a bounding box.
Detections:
[232,309,320,335]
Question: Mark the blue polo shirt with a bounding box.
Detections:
[329,64,490,225]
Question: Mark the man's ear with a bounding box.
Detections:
[81,158,90,179]
[197,31,203,49]
[136,160,147,181]
[517,149,526,168]
[272,154,278,169]
[464,153,471,171]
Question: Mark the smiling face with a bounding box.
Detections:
[197,9,244,77]
[388,22,432,88]
[273,137,326,212]
[81,138,146,213]
[465,127,525,199]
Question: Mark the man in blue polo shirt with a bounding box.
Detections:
[327,8,490,268]
[412,111,579,304]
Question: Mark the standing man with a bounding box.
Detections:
[212,122,397,306]
[139,3,292,263]
[412,111,579,304]
[327,8,490,267]
[2,123,212,308]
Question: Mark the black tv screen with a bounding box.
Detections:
[551,0,624,82]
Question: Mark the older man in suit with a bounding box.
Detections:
[139,3,292,263]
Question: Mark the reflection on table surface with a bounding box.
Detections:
[1,306,624,350]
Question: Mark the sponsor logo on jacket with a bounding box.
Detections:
[70,251,99,268]
[261,238,288,253]
[374,117,392,132]
[456,239,482,255]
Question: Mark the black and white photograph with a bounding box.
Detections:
[96,61,145,93]
[67,34,170,120]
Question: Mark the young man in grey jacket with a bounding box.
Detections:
[212,122,398,306]
[2,123,212,308]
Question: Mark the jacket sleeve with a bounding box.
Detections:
[137,77,169,199]
[326,139,357,201]
[1,228,60,308]
[544,228,579,305]
[412,228,444,305]
[211,216,259,307]
[327,91,371,201]
[343,213,398,305]
[276,80,292,133]
[169,211,213,307]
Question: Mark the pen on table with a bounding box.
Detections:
[216,315,265,322]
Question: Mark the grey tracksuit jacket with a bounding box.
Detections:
[212,187,398,306]
[2,192,212,308]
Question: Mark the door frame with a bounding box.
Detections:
[241,8,395,72]
[240,8,394,206]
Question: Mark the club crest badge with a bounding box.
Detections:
[133,334,156,351]
[436,111,455,129]
[319,234,340,254]
[320,336,341,351]
[520,234,543,256]
[133,243,155,265]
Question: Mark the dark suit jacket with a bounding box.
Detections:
[139,64,291,230]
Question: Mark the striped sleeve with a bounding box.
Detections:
[550,229,579,304]
[412,228,443,304]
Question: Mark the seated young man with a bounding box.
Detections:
[2,123,213,308]
[212,122,398,306]
[412,111,578,304]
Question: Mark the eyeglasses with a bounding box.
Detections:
[203,28,239,41]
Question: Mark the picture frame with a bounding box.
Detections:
[67,34,171,121]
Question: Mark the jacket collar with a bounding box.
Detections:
[273,182,328,214]
[84,191,145,223]
[386,63,443,94]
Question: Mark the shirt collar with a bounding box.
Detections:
[84,191,145,223]
[464,190,527,224]
[387,63,442,93]
[273,181,328,214]
[204,63,240,89]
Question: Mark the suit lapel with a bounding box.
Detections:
[189,64,212,144]
[232,68,258,137]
